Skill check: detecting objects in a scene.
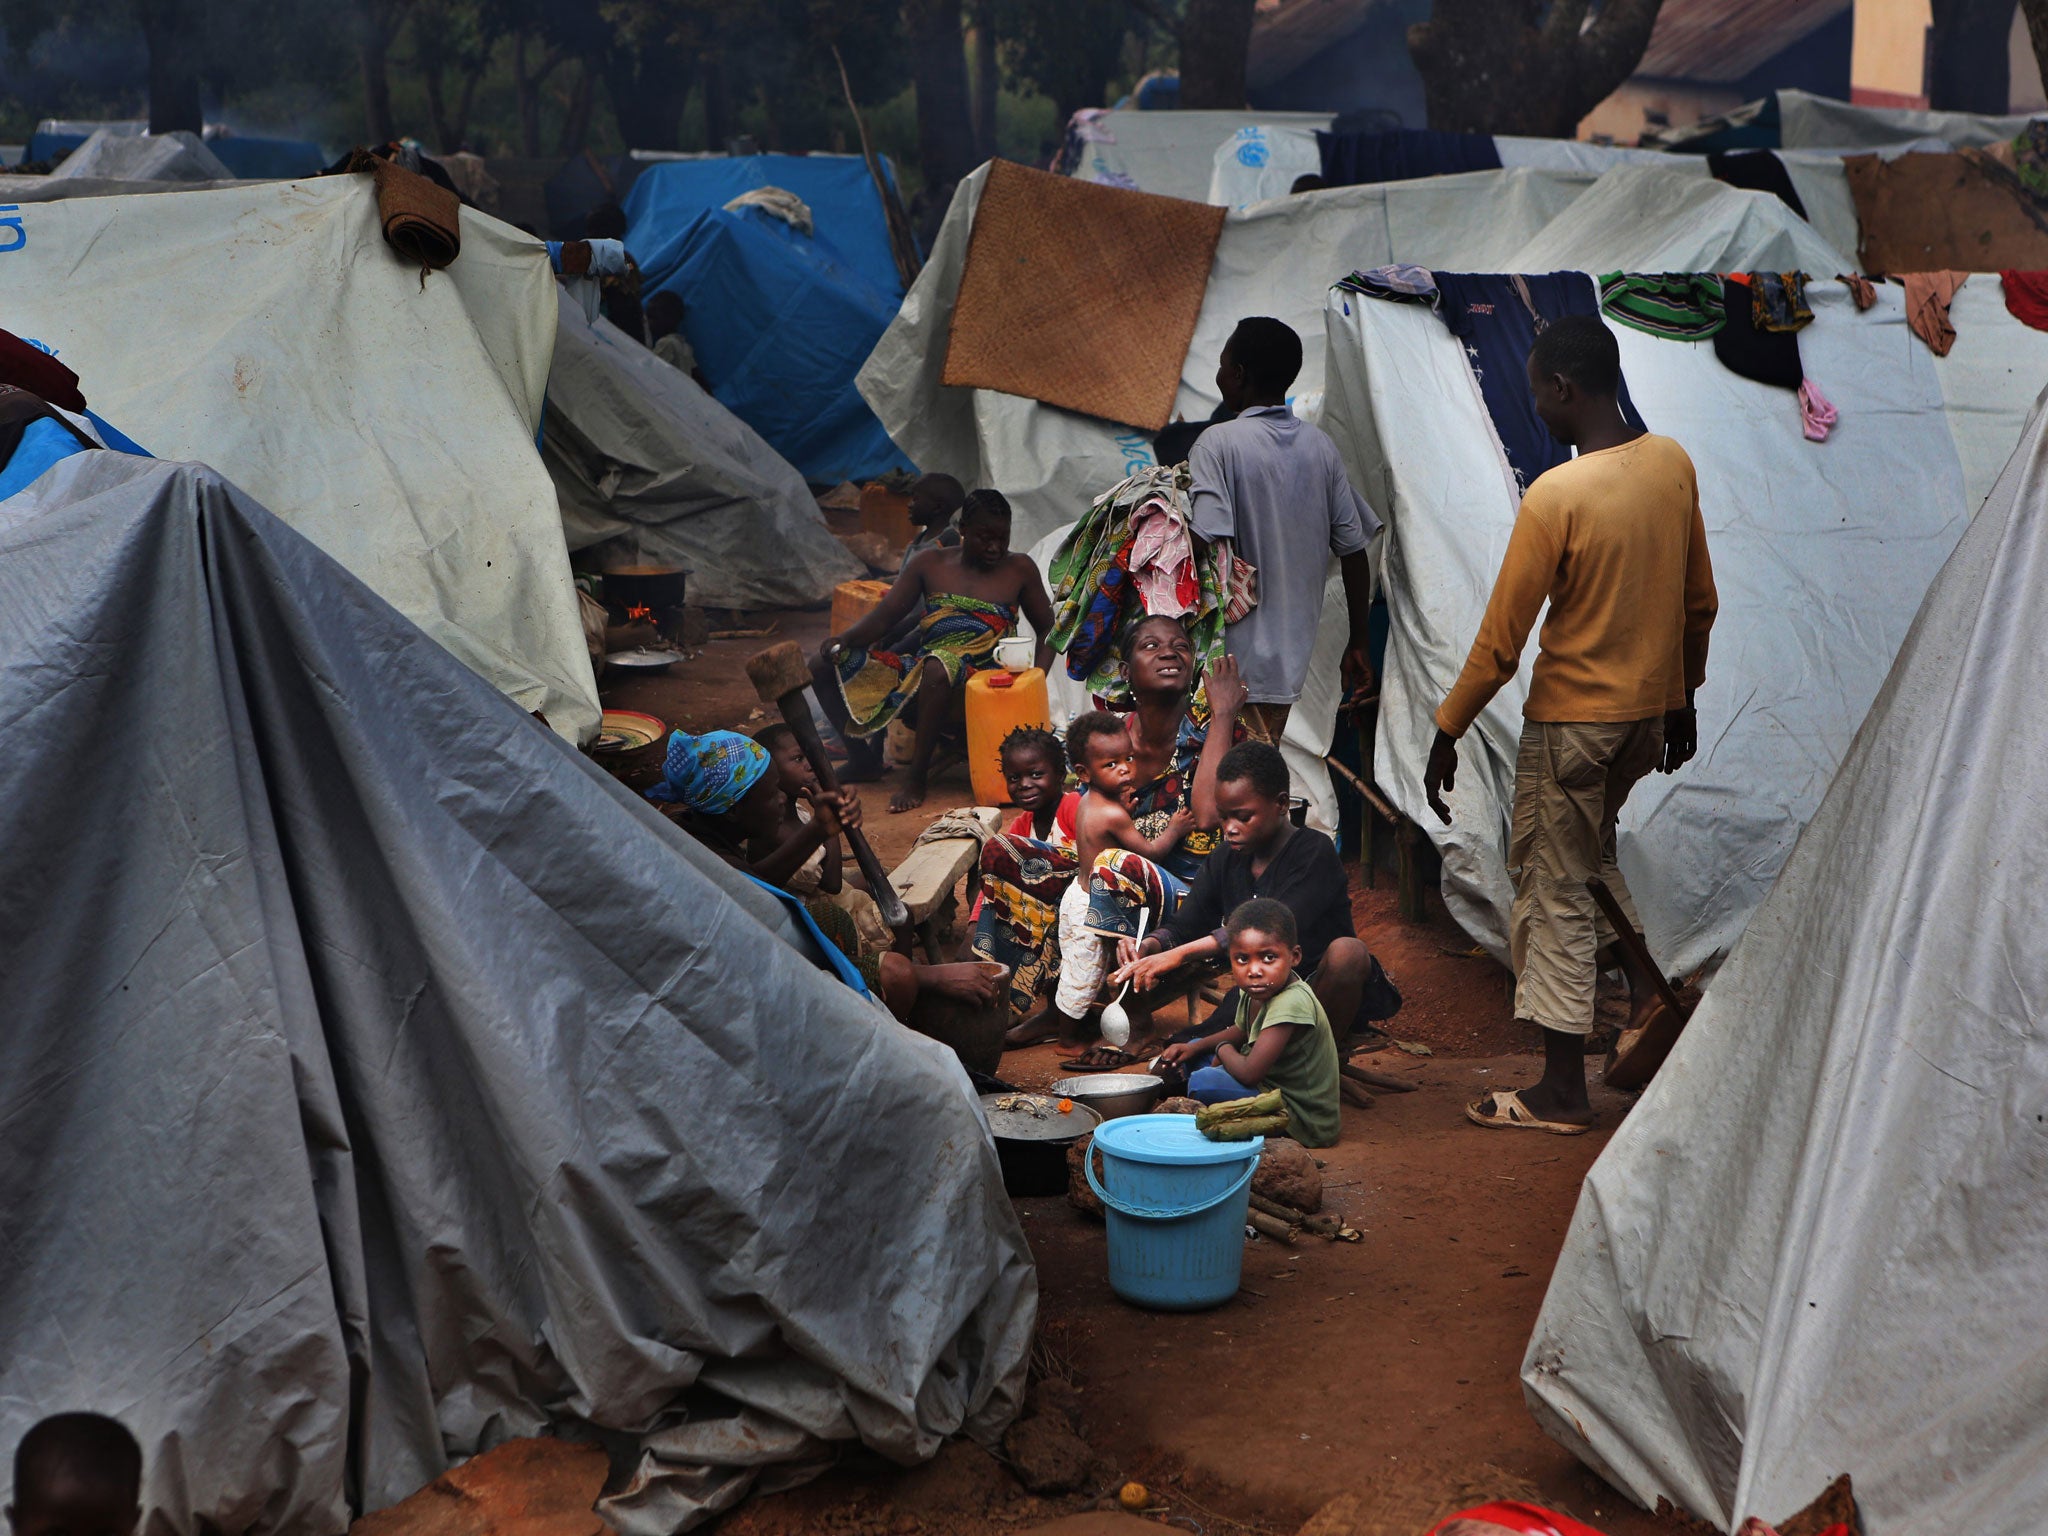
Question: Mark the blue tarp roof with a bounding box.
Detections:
[625,154,912,483]
[22,128,325,178]
[633,204,910,485]
[624,153,905,298]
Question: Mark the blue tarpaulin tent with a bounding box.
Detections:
[624,154,912,483]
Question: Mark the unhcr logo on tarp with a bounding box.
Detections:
[0,207,23,253]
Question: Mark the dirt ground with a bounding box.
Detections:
[592,609,1672,1536]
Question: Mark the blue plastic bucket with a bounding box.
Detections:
[1085,1114,1263,1311]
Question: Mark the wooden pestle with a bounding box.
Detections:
[746,640,913,933]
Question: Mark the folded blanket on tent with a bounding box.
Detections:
[366,155,461,272]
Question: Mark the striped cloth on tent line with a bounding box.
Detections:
[1598,272,1727,341]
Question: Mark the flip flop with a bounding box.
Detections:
[1464,1088,1591,1135]
[1604,997,1687,1092]
[1063,1046,1141,1073]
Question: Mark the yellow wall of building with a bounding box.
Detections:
[1852,0,1933,102]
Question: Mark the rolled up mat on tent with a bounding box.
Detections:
[366,156,461,272]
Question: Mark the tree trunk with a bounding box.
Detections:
[356,0,411,144]
[139,0,205,134]
[557,61,596,155]
[608,41,692,152]
[1927,0,2013,111]
[514,33,566,157]
[904,0,977,196]
[969,10,998,160]
[423,64,452,152]
[703,54,730,150]
[362,27,396,143]
[1408,0,1666,135]
[2022,0,2048,92]
[1177,0,1256,108]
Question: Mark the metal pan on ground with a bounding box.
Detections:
[1051,1073,1164,1120]
[605,648,683,672]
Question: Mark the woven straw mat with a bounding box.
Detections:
[942,158,1226,432]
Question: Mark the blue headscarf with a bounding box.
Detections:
[645,729,770,813]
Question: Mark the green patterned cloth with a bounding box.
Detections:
[1047,464,1237,705]
[1598,272,1727,341]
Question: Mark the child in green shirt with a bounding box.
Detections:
[1156,897,1342,1146]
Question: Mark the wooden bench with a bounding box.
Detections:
[887,805,1002,960]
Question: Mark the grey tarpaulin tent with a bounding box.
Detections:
[544,291,862,610]
[0,453,1033,1534]
[1523,387,2048,1533]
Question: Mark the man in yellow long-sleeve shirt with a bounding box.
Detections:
[1424,315,1717,1133]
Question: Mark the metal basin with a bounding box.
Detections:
[1050,1073,1164,1121]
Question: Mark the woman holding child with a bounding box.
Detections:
[998,613,1247,1048]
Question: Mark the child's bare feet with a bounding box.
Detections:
[889,772,929,813]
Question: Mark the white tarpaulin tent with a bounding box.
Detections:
[1322,272,2048,979]
[1067,108,1332,201]
[0,176,600,740]
[0,449,1034,1536]
[862,161,1601,555]
[50,126,231,181]
[544,291,863,609]
[861,163,1598,825]
[1207,124,1681,209]
[1506,162,1851,275]
[1777,85,2038,148]
[1522,385,2048,1536]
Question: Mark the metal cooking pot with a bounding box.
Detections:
[981,1092,1100,1197]
[1050,1073,1165,1121]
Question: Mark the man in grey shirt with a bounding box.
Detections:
[1188,317,1380,745]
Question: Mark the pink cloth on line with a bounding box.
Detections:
[1798,378,1838,442]
[1128,494,1200,617]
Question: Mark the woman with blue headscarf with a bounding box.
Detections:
[646,728,856,887]
[649,730,999,1022]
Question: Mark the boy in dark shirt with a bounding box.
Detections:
[1112,740,1397,1045]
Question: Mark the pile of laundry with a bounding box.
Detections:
[1045,463,1255,703]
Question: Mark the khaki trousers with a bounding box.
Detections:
[1507,717,1663,1034]
[1241,701,1293,746]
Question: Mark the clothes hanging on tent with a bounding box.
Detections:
[1708,149,1809,218]
[1047,464,1247,702]
[1715,275,1804,390]
[1434,270,1648,494]
[1901,271,1967,356]
[1751,271,1813,331]
[0,328,87,411]
[2000,270,2048,331]
[1335,264,1439,305]
[1838,273,1878,310]
[1598,271,1727,341]
[1316,128,1501,188]
[1798,378,1838,442]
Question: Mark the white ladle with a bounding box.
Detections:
[1098,908,1149,1049]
